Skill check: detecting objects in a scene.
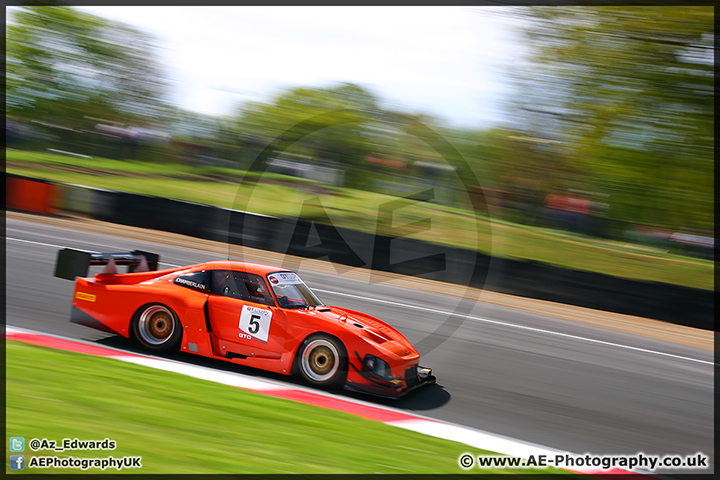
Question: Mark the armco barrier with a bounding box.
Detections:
[264,217,483,288]
[486,258,713,330]
[224,209,284,251]
[58,184,101,216]
[277,218,376,268]
[6,175,713,330]
[6,173,60,215]
[228,213,712,330]
[92,190,218,239]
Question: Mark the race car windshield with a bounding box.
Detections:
[267,272,324,309]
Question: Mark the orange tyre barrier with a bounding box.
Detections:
[6,176,60,215]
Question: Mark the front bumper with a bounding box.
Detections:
[345,364,436,399]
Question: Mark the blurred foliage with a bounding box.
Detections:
[505,6,713,231]
[7,6,171,126]
[232,83,380,188]
[5,5,713,240]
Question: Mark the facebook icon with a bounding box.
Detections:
[9,455,25,470]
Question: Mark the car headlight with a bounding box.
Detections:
[364,354,392,381]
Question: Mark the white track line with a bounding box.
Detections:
[8,237,72,250]
[314,289,713,366]
[118,356,288,391]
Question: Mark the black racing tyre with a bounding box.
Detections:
[132,303,182,352]
[296,334,347,388]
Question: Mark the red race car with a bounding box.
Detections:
[54,249,435,398]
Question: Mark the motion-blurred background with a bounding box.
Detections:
[6,6,713,294]
[6,8,714,475]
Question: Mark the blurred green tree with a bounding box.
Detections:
[506,6,713,231]
[7,6,170,128]
[232,83,383,188]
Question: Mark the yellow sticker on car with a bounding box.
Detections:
[75,291,96,302]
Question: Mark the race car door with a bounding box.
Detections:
[205,270,287,359]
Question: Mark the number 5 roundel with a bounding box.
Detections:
[238,305,272,343]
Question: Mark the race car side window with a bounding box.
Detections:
[211,270,275,306]
[173,271,210,292]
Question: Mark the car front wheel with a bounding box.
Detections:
[297,334,347,388]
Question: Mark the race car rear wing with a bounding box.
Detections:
[54,248,160,280]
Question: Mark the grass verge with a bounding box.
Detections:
[6,150,712,290]
[6,341,569,474]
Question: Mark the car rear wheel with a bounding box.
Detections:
[297,334,347,388]
[133,303,182,351]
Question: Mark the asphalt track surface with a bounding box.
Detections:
[6,217,715,475]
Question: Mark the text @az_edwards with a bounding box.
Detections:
[28,437,115,452]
